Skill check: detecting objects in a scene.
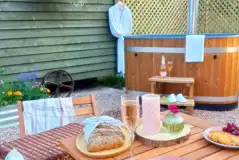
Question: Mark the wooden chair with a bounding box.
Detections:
[17,93,99,138]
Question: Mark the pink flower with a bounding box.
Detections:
[171,108,180,114]
[168,104,180,114]
[168,105,177,110]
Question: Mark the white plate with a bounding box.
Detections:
[203,126,239,149]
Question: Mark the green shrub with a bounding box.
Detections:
[97,74,125,88]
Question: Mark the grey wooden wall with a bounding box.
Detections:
[0,0,116,81]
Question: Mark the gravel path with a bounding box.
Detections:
[0,86,238,144]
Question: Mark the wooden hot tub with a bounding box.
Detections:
[124,34,239,110]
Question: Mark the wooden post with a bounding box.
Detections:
[189,83,194,99]
[90,93,99,116]
[17,101,26,137]
[188,83,194,115]
[187,106,194,115]
[151,82,156,94]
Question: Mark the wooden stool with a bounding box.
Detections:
[149,76,195,115]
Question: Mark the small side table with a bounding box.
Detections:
[149,76,195,115]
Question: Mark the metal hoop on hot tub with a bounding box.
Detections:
[126,46,239,54]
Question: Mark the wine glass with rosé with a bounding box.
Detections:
[121,94,140,160]
[167,61,173,77]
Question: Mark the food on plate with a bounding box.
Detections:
[87,123,125,152]
[162,106,184,133]
[223,123,239,136]
[208,130,239,146]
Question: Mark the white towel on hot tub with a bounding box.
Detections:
[185,35,205,62]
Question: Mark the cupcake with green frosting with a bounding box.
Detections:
[162,104,184,133]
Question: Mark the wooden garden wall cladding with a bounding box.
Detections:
[0,0,116,81]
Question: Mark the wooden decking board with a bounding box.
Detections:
[182,145,223,160]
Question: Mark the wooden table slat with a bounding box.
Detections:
[132,132,204,160]
[177,112,215,129]
[201,149,239,160]
[119,126,204,160]
[159,139,210,157]
[115,145,153,160]
[113,141,145,160]
[59,136,114,160]
[182,145,223,160]
[190,127,204,135]
[227,153,239,160]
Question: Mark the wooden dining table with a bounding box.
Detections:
[0,123,82,160]
[59,111,239,160]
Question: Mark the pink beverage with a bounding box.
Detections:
[167,61,173,77]
[121,98,140,127]
[160,55,167,77]
[121,95,140,160]
[167,63,173,71]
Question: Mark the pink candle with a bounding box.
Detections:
[142,94,161,134]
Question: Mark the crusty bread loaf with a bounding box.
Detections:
[87,123,125,152]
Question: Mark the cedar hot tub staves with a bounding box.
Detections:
[124,34,239,110]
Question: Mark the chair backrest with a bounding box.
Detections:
[17,93,99,137]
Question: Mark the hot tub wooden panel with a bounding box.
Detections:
[125,35,239,106]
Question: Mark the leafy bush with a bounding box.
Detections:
[97,73,125,88]
[0,67,51,107]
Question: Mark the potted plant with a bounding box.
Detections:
[0,67,52,108]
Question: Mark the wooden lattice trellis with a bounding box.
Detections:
[197,0,239,33]
[124,0,188,34]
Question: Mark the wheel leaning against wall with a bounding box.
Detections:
[43,70,74,97]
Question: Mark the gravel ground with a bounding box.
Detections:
[0,86,239,144]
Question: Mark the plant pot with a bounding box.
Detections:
[0,104,18,128]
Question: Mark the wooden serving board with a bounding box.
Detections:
[135,123,191,147]
[75,127,131,158]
